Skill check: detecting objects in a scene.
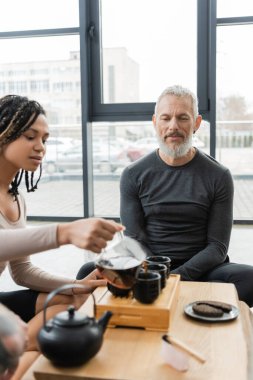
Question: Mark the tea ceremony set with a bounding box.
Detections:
[22,235,251,380]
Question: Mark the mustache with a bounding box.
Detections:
[164,132,184,139]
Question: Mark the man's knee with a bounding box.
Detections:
[76,261,96,280]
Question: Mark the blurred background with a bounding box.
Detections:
[0,0,252,223]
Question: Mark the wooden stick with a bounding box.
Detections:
[163,335,206,364]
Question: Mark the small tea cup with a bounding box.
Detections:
[146,256,171,278]
[145,263,167,289]
[133,270,161,304]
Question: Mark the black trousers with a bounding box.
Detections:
[0,261,98,323]
[0,289,39,322]
[0,262,96,323]
[198,262,253,307]
[76,261,96,280]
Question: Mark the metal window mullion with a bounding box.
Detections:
[79,0,94,217]
[197,0,209,115]
[208,0,217,158]
[0,28,79,39]
[217,16,253,26]
[197,0,216,158]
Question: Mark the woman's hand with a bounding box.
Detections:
[73,269,107,294]
[57,218,124,253]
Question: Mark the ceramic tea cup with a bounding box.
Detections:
[145,263,167,289]
[133,270,161,304]
[146,256,171,278]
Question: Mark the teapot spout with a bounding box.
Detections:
[98,311,113,333]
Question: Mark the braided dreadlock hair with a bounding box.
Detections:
[0,94,46,199]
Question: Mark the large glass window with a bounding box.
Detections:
[91,119,209,217]
[0,35,83,218]
[217,24,253,221]
[217,0,253,18]
[0,0,79,31]
[100,0,197,104]
[92,121,156,216]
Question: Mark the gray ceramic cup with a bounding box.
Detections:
[145,263,167,289]
[146,256,171,278]
[133,271,161,304]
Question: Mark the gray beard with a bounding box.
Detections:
[156,134,193,159]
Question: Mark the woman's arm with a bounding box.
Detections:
[0,218,124,261]
[0,225,58,261]
[8,257,76,295]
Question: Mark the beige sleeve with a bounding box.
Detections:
[8,257,75,295]
[0,224,59,261]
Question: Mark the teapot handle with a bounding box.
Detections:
[42,284,96,329]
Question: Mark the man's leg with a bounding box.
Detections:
[200,262,253,307]
[76,261,96,280]
[0,290,39,323]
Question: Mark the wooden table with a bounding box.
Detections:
[22,281,252,380]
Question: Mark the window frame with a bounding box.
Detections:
[3,0,251,224]
[88,0,213,123]
[216,12,253,224]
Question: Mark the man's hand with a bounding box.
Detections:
[0,305,28,380]
[57,218,124,253]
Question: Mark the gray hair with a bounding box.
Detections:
[154,85,199,120]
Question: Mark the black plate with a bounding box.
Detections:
[184,301,240,322]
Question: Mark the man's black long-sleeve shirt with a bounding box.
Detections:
[120,149,234,281]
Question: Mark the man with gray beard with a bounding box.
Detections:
[120,85,253,307]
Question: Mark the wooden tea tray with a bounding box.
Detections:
[95,274,180,331]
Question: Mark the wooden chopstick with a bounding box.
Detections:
[162,335,206,364]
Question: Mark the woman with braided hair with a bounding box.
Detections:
[0,94,123,379]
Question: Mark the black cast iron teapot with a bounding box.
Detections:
[37,284,112,367]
